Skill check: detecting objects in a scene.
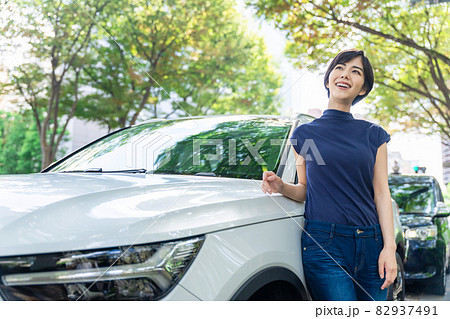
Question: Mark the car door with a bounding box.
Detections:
[278,115,315,185]
[434,179,450,269]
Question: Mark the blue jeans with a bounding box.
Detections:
[302,219,387,301]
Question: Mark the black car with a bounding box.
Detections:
[388,174,450,295]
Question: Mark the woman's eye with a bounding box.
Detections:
[335,66,343,70]
[353,70,361,75]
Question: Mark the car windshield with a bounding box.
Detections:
[389,181,435,214]
[47,116,293,180]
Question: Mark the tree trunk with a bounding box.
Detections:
[41,143,55,170]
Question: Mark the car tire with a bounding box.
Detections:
[387,252,405,301]
[446,254,450,274]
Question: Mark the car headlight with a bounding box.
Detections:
[404,225,437,241]
[0,236,204,301]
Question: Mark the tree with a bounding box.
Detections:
[76,0,283,130]
[1,0,111,168]
[248,0,449,140]
[75,38,144,130]
[1,0,283,169]
[0,111,42,174]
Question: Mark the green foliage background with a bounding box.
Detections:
[248,0,449,139]
[0,0,284,171]
[0,111,41,174]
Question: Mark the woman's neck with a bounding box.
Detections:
[327,99,351,113]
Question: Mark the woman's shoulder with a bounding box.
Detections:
[354,119,391,146]
[296,118,323,129]
[354,118,387,131]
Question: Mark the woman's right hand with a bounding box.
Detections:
[261,171,284,195]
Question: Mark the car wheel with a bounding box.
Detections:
[446,254,450,274]
[387,252,405,301]
[431,269,447,296]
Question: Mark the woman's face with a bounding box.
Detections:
[326,56,366,104]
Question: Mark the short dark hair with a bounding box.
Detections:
[324,50,374,105]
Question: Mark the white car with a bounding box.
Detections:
[0,114,314,301]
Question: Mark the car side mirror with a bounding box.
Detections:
[433,201,447,214]
[436,201,447,209]
[432,212,450,221]
[432,202,449,220]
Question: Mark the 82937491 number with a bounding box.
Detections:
[376,306,438,316]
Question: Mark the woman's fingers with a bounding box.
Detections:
[261,180,271,194]
[379,261,389,290]
[381,264,396,290]
[378,250,397,290]
[262,171,273,180]
[262,171,275,194]
[262,171,282,195]
[386,263,397,285]
[378,259,384,279]
[262,186,271,194]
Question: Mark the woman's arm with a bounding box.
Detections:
[261,147,307,202]
[373,142,397,290]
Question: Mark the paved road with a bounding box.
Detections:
[405,275,450,301]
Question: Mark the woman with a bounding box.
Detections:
[262,49,397,301]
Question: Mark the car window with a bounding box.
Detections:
[435,181,444,202]
[389,181,436,214]
[47,117,293,180]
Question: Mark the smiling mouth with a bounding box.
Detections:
[336,82,351,88]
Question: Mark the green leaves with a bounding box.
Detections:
[250,0,450,138]
[1,0,283,170]
[0,111,42,174]
[77,0,283,127]
[2,0,111,168]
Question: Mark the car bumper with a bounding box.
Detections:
[404,239,445,281]
[0,284,200,301]
[0,216,307,301]
[160,285,201,301]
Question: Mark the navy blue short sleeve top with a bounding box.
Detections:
[290,109,391,226]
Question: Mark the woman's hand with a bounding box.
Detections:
[378,247,397,290]
[261,171,284,195]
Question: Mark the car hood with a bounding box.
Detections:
[0,173,303,256]
[399,213,433,228]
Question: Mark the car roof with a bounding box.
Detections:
[388,174,436,183]
[137,113,315,126]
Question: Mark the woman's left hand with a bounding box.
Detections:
[378,247,397,290]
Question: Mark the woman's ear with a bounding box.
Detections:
[358,86,367,96]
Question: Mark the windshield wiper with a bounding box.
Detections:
[408,187,431,198]
[146,171,217,177]
[401,211,430,214]
[102,168,147,174]
[195,172,217,177]
[60,168,147,174]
